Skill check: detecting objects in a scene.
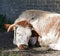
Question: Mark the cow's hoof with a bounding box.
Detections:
[18,44,28,50]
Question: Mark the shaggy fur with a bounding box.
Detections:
[8,10,60,50]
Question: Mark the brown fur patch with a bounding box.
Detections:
[16,20,33,28]
[44,16,59,34]
[4,24,11,30]
[56,21,60,32]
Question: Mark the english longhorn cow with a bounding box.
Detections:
[7,10,60,50]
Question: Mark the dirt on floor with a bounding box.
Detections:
[0,47,60,56]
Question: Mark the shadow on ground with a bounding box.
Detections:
[0,31,16,50]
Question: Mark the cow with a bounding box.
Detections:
[7,10,60,50]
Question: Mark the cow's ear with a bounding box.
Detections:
[16,20,28,27]
[17,21,33,28]
[4,24,11,30]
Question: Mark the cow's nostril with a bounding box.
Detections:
[18,44,28,50]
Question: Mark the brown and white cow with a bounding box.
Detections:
[7,10,60,50]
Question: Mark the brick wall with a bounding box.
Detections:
[0,0,60,22]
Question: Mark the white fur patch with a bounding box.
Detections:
[13,25,32,47]
[30,14,60,50]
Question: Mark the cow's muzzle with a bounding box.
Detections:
[18,44,28,50]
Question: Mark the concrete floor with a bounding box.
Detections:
[0,47,60,56]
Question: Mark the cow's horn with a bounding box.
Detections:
[7,24,16,32]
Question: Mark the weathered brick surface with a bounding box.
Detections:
[0,0,60,22]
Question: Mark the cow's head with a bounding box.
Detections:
[6,20,39,50]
